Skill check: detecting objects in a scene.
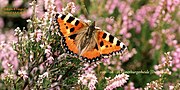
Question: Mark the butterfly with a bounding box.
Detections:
[54,13,127,63]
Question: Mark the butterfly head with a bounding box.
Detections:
[89,21,95,30]
[86,21,96,37]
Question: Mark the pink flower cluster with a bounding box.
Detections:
[150,0,180,27]
[105,0,133,38]
[18,67,28,80]
[105,73,129,90]
[133,5,155,33]
[21,0,63,19]
[105,0,154,36]
[0,30,17,43]
[12,0,23,8]
[144,79,163,90]
[105,17,116,35]
[35,29,43,42]
[102,48,136,70]
[162,29,178,47]
[154,52,172,76]
[78,63,98,90]
[120,48,137,62]
[0,30,18,80]
[0,42,19,79]
[171,46,180,71]
[0,17,4,29]
[149,31,162,50]
[124,82,142,90]
[45,45,54,65]
[0,0,8,8]
[149,28,179,60]
[62,2,76,13]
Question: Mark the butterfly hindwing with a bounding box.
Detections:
[80,47,101,63]
[97,31,127,58]
[61,36,79,57]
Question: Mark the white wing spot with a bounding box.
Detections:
[120,42,125,48]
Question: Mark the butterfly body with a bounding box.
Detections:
[55,13,127,63]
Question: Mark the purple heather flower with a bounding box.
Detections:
[12,0,23,8]
[154,52,172,76]
[1,69,17,80]
[35,29,42,42]
[45,45,54,64]
[149,32,161,50]
[21,7,33,19]
[18,69,28,80]
[149,0,180,28]
[44,0,50,10]
[106,24,113,31]
[162,29,177,47]
[0,38,18,80]
[144,79,163,90]
[171,46,180,71]
[36,0,45,18]
[105,73,129,90]
[78,63,98,90]
[54,0,63,12]
[37,72,49,86]
[124,82,135,90]
[0,17,4,29]
[105,0,116,14]
[62,2,76,14]
[45,45,52,57]
[82,63,98,74]
[1,30,17,42]
[67,2,76,13]
[133,5,155,33]
[0,0,8,8]
[124,82,142,90]
[79,73,98,90]
[120,48,137,62]
[0,42,19,72]
[149,0,164,27]
[101,58,111,65]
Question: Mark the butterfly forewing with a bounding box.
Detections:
[55,13,87,37]
[97,31,127,58]
[55,13,87,57]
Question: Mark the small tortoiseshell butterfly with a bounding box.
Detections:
[54,13,127,63]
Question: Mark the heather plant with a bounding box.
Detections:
[0,0,180,90]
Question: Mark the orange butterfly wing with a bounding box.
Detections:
[79,30,127,63]
[55,13,86,37]
[97,31,127,58]
[55,13,87,57]
[80,48,101,63]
